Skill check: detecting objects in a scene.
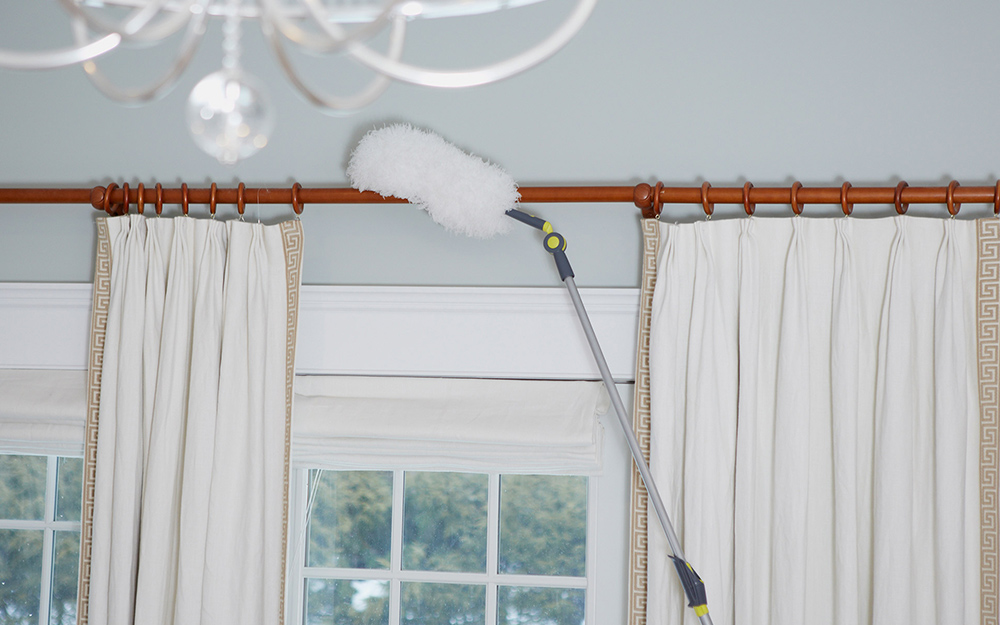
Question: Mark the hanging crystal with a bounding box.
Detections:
[185,0,274,165]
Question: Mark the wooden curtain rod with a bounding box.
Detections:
[1,180,999,218]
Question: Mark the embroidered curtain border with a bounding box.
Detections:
[978,220,1000,625]
[627,218,658,625]
[628,219,1000,625]
[75,219,305,625]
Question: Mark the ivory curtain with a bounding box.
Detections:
[629,217,999,625]
[78,215,304,625]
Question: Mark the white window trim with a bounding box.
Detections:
[286,469,600,625]
[0,284,640,382]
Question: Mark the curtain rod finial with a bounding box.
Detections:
[90,186,106,211]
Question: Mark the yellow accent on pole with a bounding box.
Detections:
[542,222,553,233]
[694,605,709,617]
[547,237,560,249]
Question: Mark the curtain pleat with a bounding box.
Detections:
[80,215,303,625]
[642,216,982,625]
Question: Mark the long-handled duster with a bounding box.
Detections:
[348,124,714,625]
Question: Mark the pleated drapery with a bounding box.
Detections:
[78,215,304,625]
[630,217,995,625]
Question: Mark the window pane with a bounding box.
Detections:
[0,455,46,521]
[402,472,487,573]
[0,529,44,625]
[49,531,80,625]
[499,475,587,577]
[305,578,388,625]
[308,471,392,569]
[55,457,83,523]
[400,582,484,625]
[497,586,585,625]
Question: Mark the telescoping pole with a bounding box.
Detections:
[505,209,714,625]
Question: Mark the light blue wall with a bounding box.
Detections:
[2,0,1000,286]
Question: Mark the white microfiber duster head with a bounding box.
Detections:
[347,124,519,239]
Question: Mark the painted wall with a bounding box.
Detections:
[2,0,999,286]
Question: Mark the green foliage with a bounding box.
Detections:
[306,578,388,625]
[55,458,82,523]
[497,586,584,625]
[0,529,43,625]
[401,582,484,625]
[0,455,46,521]
[499,475,587,577]
[403,473,487,573]
[308,471,393,569]
[49,531,80,625]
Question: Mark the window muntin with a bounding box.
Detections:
[292,470,594,625]
[0,454,83,625]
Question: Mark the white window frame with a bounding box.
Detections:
[0,452,83,625]
[286,468,600,625]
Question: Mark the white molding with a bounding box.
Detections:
[0,283,641,381]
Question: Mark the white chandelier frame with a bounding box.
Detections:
[0,0,598,114]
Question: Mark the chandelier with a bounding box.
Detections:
[1,0,596,163]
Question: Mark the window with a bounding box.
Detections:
[0,454,83,625]
[287,469,596,625]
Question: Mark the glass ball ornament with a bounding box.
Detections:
[186,70,275,165]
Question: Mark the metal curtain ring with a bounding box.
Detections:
[790,181,803,215]
[103,182,118,215]
[743,182,755,216]
[946,180,960,216]
[136,183,145,215]
[840,182,853,216]
[291,182,303,215]
[155,183,164,216]
[237,182,246,217]
[653,181,663,220]
[209,183,218,218]
[701,181,714,219]
[894,181,909,215]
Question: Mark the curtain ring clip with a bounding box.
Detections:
[993,180,1000,217]
[701,181,714,220]
[946,180,960,218]
[742,182,755,217]
[653,181,663,220]
[209,183,218,219]
[894,181,909,215]
[120,182,130,216]
[291,182,304,217]
[790,181,803,215]
[237,182,246,221]
[136,183,145,215]
[102,182,119,216]
[181,183,190,217]
[154,183,164,217]
[840,182,853,217]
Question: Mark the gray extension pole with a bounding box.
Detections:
[563,277,714,625]
[504,208,714,625]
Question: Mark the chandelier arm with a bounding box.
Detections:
[72,1,209,103]
[257,0,405,53]
[299,0,402,53]
[264,13,406,113]
[57,0,195,43]
[344,0,597,88]
[0,34,121,70]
